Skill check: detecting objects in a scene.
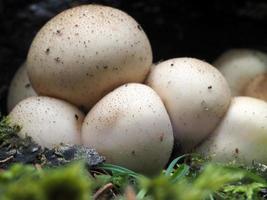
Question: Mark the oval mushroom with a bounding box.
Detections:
[27,5,152,110]
[9,96,84,148]
[213,49,267,97]
[7,64,37,112]
[81,83,173,175]
[146,58,231,153]
[195,97,267,165]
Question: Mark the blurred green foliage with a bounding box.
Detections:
[0,153,266,200]
[0,162,92,200]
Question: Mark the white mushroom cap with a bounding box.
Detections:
[7,64,37,112]
[213,49,267,96]
[9,96,84,148]
[27,5,152,110]
[81,83,173,175]
[195,97,267,165]
[146,58,231,152]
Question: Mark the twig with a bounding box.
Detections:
[93,183,114,200]
[0,156,14,163]
[90,169,104,177]
[35,164,42,171]
[110,189,117,199]
[125,186,137,200]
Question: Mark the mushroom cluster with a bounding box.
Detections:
[195,49,267,165]
[7,4,267,174]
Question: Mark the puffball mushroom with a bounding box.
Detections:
[7,64,37,112]
[81,83,174,175]
[27,5,152,110]
[213,49,267,97]
[9,96,84,148]
[146,58,231,152]
[195,97,267,165]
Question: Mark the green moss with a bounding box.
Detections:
[4,182,45,200]
[41,163,92,200]
[0,117,20,142]
[136,163,267,200]
[0,162,92,200]
[0,164,36,184]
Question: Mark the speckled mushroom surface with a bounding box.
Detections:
[27,5,152,110]
[196,97,267,165]
[8,96,84,148]
[7,64,37,112]
[146,58,231,152]
[81,83,173,175]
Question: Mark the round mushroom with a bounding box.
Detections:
[213,49,267,97]
[146,58,231,152]
[81,83,174,175]
[27,5,152,110]
[195,97,267,165]
[7,64,37,112]
[9,96,84,148]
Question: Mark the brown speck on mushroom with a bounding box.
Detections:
[235,148,239,154]
[103,66,108,69]
[56,30,62,36]
[45,48,50,55]
[75,114,79,120]
[25,83,31,88]
[208,85,212,89]
[131,150,136,156]
[159,133,164,142]
[86,73,94,77]
[54,57,61,63]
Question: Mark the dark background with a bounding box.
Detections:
[1,0,267,113]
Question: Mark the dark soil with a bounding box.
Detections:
[1,0,267,113]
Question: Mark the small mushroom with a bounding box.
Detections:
[146,58,231,152]
[81,83,173,175]
[195,97,267,165]
[27,5,152,110]
[7,64,37,112]
[9,96,84,148]
[213,49,267,97]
